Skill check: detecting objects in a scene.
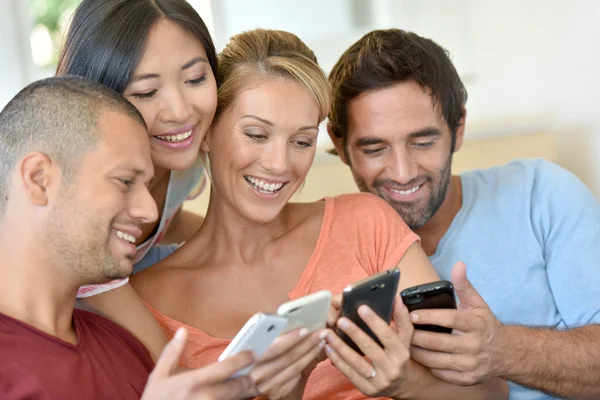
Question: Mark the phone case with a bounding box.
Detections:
[338,268,401,355]
[400,280,456,333]
[218,313,287,377]
[277,290,332,334]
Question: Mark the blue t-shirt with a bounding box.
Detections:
[430,159,600,400]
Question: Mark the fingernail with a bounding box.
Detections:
[324,344,334,354]
[358,305,371,316]
[411,313,419,322]
[318,340,326,349]
[338,318,350,330]
[319,330,329,340]
[299,328,310,337]
[174,327,186,341]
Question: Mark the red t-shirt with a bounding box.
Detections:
[0,309,154,399]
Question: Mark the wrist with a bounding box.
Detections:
[491,325,515,379]
[391,360,432,400]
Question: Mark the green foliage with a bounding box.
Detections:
[30,0,81,67]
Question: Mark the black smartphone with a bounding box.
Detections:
[337,268,400,355]
[400,280,457,333]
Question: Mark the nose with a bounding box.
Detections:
[387,146,418,185]
[160,87,192,123]
[129,185,159,224]
[261,139,289,176]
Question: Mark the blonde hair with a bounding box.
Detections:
[215,29,331,122]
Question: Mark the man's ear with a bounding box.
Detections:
[453,106,467,153]
[19,152,55,206]
[327,123,349,165]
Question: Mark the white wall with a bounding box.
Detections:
[206,0,600,194]
[0,0,34,108]
[3,0,600,194]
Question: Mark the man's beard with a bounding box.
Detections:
[353,154,452,231]
[46,203,129,286]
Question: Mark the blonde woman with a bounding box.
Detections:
[114,29,507,399]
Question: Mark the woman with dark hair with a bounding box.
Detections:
[56,0,219,359]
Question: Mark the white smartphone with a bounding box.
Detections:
[277,290,332,334]
[218,313,287,377]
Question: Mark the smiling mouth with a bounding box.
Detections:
[388,185,421,195]
[155,129,192,143]
[114,230,136,244]
[244,176,287,194]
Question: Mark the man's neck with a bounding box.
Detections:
[0,237,79,345]
[415,175,463,256]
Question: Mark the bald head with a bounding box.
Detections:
[0,76,145,214]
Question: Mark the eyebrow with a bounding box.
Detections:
[112,163,149,177]
[129,56,209,83]
[240,114,318,131]
[355,127,442,147]
[181,56,208,70]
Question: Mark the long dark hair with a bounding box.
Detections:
[56,0,217,94]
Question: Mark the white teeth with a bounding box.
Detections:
[391,185,420,195]
[245,176,284,193]
[156,130,192,142]
[115,230,136,244]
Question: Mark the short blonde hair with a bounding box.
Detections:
[216,29,331,122]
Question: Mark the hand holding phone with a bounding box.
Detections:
[218,313,287,377]
[400,280,457,333]
[277,290,332,334]
[337,268,400,355]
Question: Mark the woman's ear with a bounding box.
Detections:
[200,140,210,153]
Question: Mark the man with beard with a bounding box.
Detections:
[327,29,600,400]
[0,76,255,399]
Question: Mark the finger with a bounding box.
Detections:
[184,351,255,385]
[451,262,488,311]
[335,314,398,372]
[411,329,469,353]
[255,340,324,394]
[357,305,409,355]
[430,368,475,386]
[410,346,473,372]
[327,305,340,328]
[324,343,375,395]
[410,309,478,332]
[260,375,302,400]
[392,300,414,337]
[149,327,187,380]
[331,293,342,309]
[259,328,314,361]
[324,327,382,380]
[251,331,324,381]
[327,294,343,327]
[197,375,255,400]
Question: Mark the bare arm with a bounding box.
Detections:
[160,208,204,245]
[78,283,168,361]
[323,298,508,399]
[402,362,508,400]
[495,324,600,399]
[411,262,600,399]
[395,242,441,292]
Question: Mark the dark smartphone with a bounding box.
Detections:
[337,268,400,355]
[400,280,457,333]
